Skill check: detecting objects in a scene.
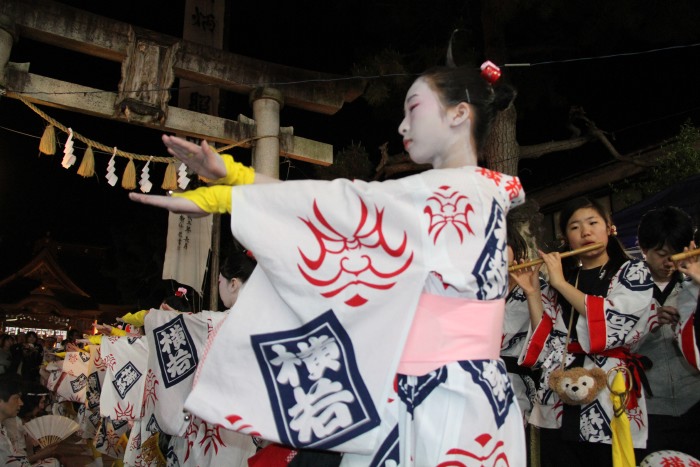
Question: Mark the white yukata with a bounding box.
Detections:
[0,419,60,467]
[501,279,547,423]
[77,343,106,441]
[45,350,90,404]
[99,335,149,464]
[519,259,654,449]
[166,414,255,467]
[184,166,527,465]
[141,309,256,467]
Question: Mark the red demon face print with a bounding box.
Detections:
[436,433,509,467]
[297,198,414,308]
[114,401,135,420]
[424,186,475,244]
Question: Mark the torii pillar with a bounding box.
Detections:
[250,87,284,179]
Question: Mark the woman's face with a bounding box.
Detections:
[36,395,47,414]
[565,207,610,256]
[398,78,451,167]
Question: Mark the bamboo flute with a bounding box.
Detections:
[670,247,700,262]
[508,242,605,272]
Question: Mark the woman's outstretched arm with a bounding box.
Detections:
[162,135,280,185]
[129,192,208,216]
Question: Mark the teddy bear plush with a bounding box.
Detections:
[548,366,607,405]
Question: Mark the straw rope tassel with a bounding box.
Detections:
[122,157,137,190]
[161,161,178,190]
[77,146,95,177]
[39,124,56,155]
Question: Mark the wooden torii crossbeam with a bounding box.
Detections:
[0,0,367,166]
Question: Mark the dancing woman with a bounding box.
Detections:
[131,63,527,466]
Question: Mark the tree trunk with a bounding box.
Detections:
[483,102,519,176]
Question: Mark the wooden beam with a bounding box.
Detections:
[527,161,644,208]
[0,0,366,115]
[527,140,700,209]
[5,68,333,165]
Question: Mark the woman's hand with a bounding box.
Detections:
[129,192,209,217]
[509,260,542,297]
[27,444,57,464]
[94,324,112,334]
[162,135,227,180]
[676,242,700,284]
[538,250,566,289]
[657,305,680,327]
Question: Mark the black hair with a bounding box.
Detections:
[220,248,257,283]
[0,374,22,402]
[507,217,529,262]
[1,334,15,348]
[18,382,50,420]
[419,65,516,154]
[162,289,192,313]
[637,206,694,253]
[25,331,38,340]
[558,197,630,280]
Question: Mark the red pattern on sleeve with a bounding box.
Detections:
[521,314,553,367]
[585,295,608,353]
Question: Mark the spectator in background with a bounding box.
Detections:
[0,374,62,466]
[0,335,15,375]
[60,329,81,351]
[18,332,43,383]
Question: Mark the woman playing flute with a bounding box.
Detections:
[516,197,654,467]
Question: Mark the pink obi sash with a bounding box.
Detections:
[398,293,505,376]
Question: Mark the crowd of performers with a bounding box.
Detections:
[2,62,700,467]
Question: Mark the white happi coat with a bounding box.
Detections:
[185,167,525,457]
[519,260,654,448]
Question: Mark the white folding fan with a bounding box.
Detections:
[23,415,80,448]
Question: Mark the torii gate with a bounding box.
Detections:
[0,0,365,166]
[0,0,366,308]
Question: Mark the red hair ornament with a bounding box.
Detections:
[480,60,501,84]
